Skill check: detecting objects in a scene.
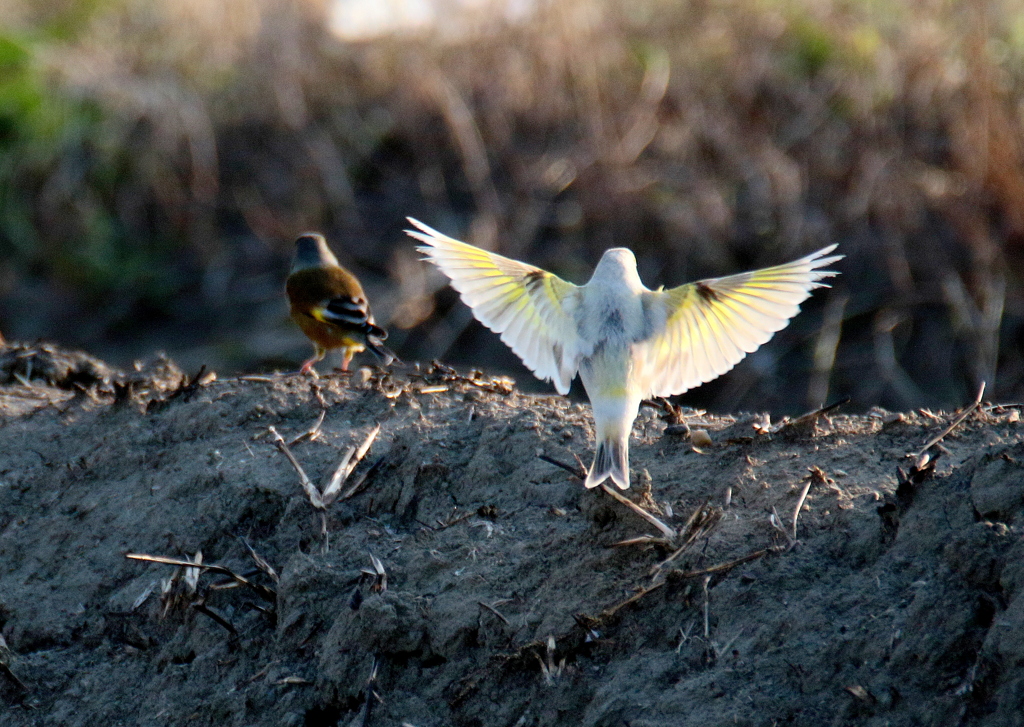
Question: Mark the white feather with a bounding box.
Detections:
[407,218,583,395]
[637,245,842,398]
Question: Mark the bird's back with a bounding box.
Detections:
[578,249,649,351]
[286,266,365,311]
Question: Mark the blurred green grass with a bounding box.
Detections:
[2,0,1024,413]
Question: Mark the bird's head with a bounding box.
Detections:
[291,233,339,272]
[590,247,644,290]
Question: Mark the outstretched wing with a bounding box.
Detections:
[637,245,842,397]
[406,217,582,394]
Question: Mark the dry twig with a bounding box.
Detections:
[668,547,778,581]
[0,662,28,697]
[360,554,388,593]
[322,424,380,505]
[338,455,386,501]
[478,601,511,626]
[912,381,985,459]
[289,410,326,446]
[538,454,675,538]
[269,423,382,512]
[791,477,813,541]
[538,454,585,478]
[650,501,722,574]
[238,537,279,583]
[268,426,324,509]
[598,484,676,540]
[753,397,849,435]
[126,553,276,603]
[537,634,565,685]
[357,658,381,727]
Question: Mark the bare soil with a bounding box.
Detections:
[1,343,1023,727]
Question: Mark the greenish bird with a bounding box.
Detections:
[286,233,397,375]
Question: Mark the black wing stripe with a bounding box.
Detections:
[321,295,389,338]
[324,296,370,323]
[321,310,370,327]
[326,296,368,313]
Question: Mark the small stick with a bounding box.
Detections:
[758,397,850,435]
[238,537,279,583]
[538,454,675,539]
[362,554,387,592]
[538,454,586,479]
[769,506,795,548]
[289,410,326,446]
[126,554,276,604]
[611,534,674,548]
[599,484,677,540]
[0,662,28,695]
[358,658,380,727]
[350,424,382,471]
[0,388,57,401]
[792,478,813,541]
[310,382,328,410]
[434,511,474,532]
[478,601,511,626]
[593,547,778,623]
[339,455,386,501]
[670,547,778,580]
[193,602,238,635]
[786,397,851,428]
[323,424,380,505]
[599,581,666,621]
[274,676,313,686]
[702,575,711,639]
[268,426,324,509]
[650,501,720,574]
[913,381,986,459]
[322,446,356,500]
[184,550,203,594]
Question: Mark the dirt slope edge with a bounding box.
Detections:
[1,348,1023,726]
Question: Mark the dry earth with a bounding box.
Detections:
[1,343,1023,727]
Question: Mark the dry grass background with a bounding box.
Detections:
[2,0,1024,413]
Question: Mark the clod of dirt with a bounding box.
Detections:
[0,341,119,389]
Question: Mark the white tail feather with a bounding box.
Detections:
[585,436,629,489]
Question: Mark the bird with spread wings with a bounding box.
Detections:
[408,218,842,489]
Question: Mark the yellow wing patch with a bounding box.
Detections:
[406,218,582,394]
[637,246,842,398]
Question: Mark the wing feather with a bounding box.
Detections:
[638,245,842,397]
[407,218,582,394]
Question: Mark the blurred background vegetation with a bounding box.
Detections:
[2,0,1024,413]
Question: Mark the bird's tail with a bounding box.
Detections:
[365,333,399,367]
[585,433,629,490]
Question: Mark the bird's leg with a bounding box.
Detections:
[299,346,326,377]
[298,359,320,377]
[340,349,354,372]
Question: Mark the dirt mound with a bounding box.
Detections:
[1,345,1023,726]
